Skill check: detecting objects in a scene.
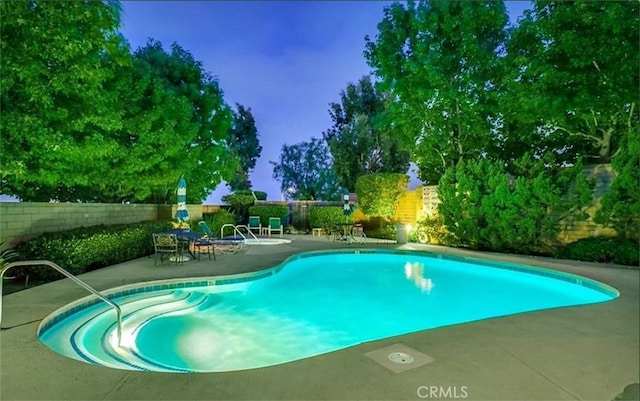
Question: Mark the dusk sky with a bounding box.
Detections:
[119,1,531,204]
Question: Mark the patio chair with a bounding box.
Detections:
[248,216,262,235]
[351,223,367,244]
[194,221,216,261]
[152,233,180,266]
[268,217,283,238]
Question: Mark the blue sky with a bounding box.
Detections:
[119,1,532,204]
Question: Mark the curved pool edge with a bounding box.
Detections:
[37,248,620,339]
[280,248,620,298]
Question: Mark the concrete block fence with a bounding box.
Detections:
[0,202,202,247]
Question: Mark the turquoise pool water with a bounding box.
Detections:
[38,250,618,373]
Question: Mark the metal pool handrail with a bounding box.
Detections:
[1,260,122,346]
[220,224,260,243]
[235,225,260,242]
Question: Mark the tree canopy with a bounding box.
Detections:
[270,138,341,201]
[365,1,508,184]
[1,1,129,201]
[1,2,238,203]
[503,0,639,164]
[227,104,262,191]
[323,75,410,191]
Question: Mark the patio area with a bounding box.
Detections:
[1,235,638,400]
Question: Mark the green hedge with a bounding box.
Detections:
[248,205,289,227]
[309,206,353,229]
[200,209,237,238]
[12,221,169,281]
[560,236,639,266]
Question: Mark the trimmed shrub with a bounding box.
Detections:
[309,206,353,230]
[595,129,640,240]
[560,236,639,266]
[365,221,396,240]
[12,221,169,281]
[248,205,289,227]
[355,173,409,220]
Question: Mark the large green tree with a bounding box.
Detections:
[117,40,237,203]
[323,75,409,191]
[227,103,262,191]
[0,1,129,201]
[271,138,341,201]
[365,1,508,184]
[503,0,639,164]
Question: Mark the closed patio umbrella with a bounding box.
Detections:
[175,176,189,223]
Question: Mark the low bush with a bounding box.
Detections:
[201,209,237,238]
[560,236,639,266]
[309,206,353,229]
[411,214,455,245]
[248,205,289,227]
[365,222,396,241]
[12,221,169,282]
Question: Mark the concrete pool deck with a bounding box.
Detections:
[1,235,638,400]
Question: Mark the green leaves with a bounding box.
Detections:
[437,156,593,253]
[271,138,341,201]
[227,104,262,191]
[355,173,409,220]
[1,4,238,203]
[366,1,508,185]
[323,75,410,191]
[503,0,639,163]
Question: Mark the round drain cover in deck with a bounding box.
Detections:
[388,352,414,364]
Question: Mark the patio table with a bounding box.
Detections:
[163,229,204,261]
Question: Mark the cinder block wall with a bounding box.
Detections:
[557,164,617,243]
[0,202,200,246]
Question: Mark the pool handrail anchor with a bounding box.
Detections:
[0,260,122,346]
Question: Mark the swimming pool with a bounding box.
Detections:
[38,249,618,373]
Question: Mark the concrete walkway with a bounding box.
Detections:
[1,235,638,400]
